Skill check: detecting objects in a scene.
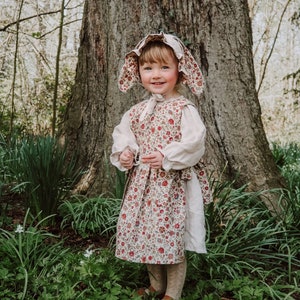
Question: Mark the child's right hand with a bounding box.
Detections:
[119,149,134,169]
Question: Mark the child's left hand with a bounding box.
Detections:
[142,151,164,169]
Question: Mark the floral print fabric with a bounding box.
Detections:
[115,97,204,264]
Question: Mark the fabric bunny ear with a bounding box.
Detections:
[118,55,141,93]
[118,33,204,95]
[178,46,204,96]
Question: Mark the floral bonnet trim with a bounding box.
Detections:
[118,32,204,96]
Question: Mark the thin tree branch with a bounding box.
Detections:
[0,2,84,32]
[257,0,292,93]
[5,19,82,39]
[253,28,268,57]
[10,0,25,137]
[0,10,60,32]
[36,19,82,39]
[52,0,66,137]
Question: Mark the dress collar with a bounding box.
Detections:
[139,93,182,121]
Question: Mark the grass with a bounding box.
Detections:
[59,195,121,239]
[0,210,69,300]
[0,139,299,299]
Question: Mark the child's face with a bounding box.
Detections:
[139,55,179,99]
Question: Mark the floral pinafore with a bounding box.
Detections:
[115,97,196,264]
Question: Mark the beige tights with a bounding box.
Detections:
[147,259,187,300]
[147,264,167,294]
[165,259,187,300]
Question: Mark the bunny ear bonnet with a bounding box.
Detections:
[118,32,204,96]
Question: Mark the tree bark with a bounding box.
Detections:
[62,0,284,209]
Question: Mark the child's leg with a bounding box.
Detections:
[146,264,167,294]
[164,259,187,300]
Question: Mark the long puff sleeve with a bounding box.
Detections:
[110,110,139,171]
[161,105,206,171]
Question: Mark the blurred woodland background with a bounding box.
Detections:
[0,0,299,142]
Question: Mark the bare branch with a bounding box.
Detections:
[257,0,292,93]
[0,1,84,32]
[0,10,61,32]
[52,0,66,137]
[5,19,82,39]
[10,0,25,136]
[37,19,82,39]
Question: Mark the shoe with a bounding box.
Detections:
[135,286,165,299]
[161,296,174,300]
[136,285,156,296]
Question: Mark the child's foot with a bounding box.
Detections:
[135,286,164,299]
[161,296,174,300]
[136,285,156,296]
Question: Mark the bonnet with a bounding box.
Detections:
[118,32,204,96]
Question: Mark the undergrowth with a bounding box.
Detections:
[0,140,299,299]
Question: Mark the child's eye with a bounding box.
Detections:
[162,66,169,69]
[143,66,152,70]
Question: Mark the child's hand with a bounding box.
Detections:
[119,149,134,169]
[142,151,164,169]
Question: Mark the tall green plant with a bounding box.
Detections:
[114,168,126,199]
[8,135,80,222]
[52,0,65,137]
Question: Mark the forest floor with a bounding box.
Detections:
[1,192,110,250]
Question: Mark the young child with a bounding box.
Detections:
[110,32,211,300]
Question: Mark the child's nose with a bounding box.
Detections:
[152,69,161,78]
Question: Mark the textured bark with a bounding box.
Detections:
[63,0,284,209]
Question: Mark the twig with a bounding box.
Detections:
[257,0,292,94]
[52,0,66,137]
[0,10,60,32]
[10,0,25,137]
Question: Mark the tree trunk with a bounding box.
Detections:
[62,0,284,209]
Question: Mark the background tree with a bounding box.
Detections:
[249,0,300,143]
[0,1,82,135]
[9,0,24,136]
[0,0,298,142]
[63,0,285,209]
